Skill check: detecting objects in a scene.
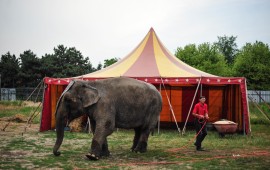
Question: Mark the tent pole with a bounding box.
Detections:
[245,79,251,134]
[182,77,202,135]
[243,107,245,135]
[200,83,202,97]
[160,77,181,134]
[158,83,161,134]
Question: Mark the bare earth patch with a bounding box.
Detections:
[22,101,41,107]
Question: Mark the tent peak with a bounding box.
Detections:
[149,27,155,33]
[80,27,216,78]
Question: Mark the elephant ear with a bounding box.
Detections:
[82,84,100,108]
[64,92,76,102]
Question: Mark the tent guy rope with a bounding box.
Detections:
[25,80,43,102]
[182,77,202,135]
[160,77,181,134]
[248,95,270,121]
[167,119,207,153]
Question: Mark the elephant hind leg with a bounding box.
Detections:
[133,129,150,153]
[131,128,141,151]
[134,141,148,153]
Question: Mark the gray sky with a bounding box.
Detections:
[1,0,270,67]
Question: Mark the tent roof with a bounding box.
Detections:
[79,28,216,78]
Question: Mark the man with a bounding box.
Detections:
[192,96,209,151]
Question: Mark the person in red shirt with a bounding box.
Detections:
[192,96,209,151]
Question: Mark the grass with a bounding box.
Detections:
[249,102,270,125]
[0,100,41,124]
[0,101,270,169]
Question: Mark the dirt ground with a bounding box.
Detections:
[0,120,270,168]
[1,119,270,169]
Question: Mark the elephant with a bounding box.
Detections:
[53,77,162,160]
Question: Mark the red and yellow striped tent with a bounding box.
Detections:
[41,28,250,134]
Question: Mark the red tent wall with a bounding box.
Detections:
[40,83,51,131]
[208,86,223,122]
[158,86,183,123]
[40,83,66,131]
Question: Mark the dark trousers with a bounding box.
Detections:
[194,118,207,148]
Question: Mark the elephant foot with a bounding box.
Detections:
[133,142,147,153]
[134,148,147,153]
[101,150,110,157]
[85,153,99,161]
[131,146,136,152]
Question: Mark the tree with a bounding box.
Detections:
[41,45,95,78]
[175,43,231,76]
[175,44,198,66]
[233,41,270,90]
[40,53,58,78]
[103,57,119,68]
[96,63,103,71]
[215,35,238,65]
[18,50,42,87]
[0,52,20,87]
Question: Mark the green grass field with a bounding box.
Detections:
[0,101,270,169]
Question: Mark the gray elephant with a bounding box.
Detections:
[53,77,162,160]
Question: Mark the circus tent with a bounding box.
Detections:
[40,28,250,134]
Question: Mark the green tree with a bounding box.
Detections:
[18,50,42,87]
[0,52,20,87]
[215,35,238,65]
[175,43,231,76]
[233,41,270,90]
[103,57,119,68]
[41,45,95,78]
[95,63,103,71]
[175,44,198,66]
[40,53,58,78]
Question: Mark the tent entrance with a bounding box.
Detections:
[157,84,244,132]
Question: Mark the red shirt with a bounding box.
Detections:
[193,102,208,116]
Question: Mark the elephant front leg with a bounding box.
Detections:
[86,138,102,160]
[101,138,110,157]
[86,122,113,160]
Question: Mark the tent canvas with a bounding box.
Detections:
[40,28,250,134]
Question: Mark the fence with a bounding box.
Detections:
[0,87,43,102]
[248,90,270,103]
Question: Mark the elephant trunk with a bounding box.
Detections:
[53,109,67,156]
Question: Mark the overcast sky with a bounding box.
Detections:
[0,0,269,67]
